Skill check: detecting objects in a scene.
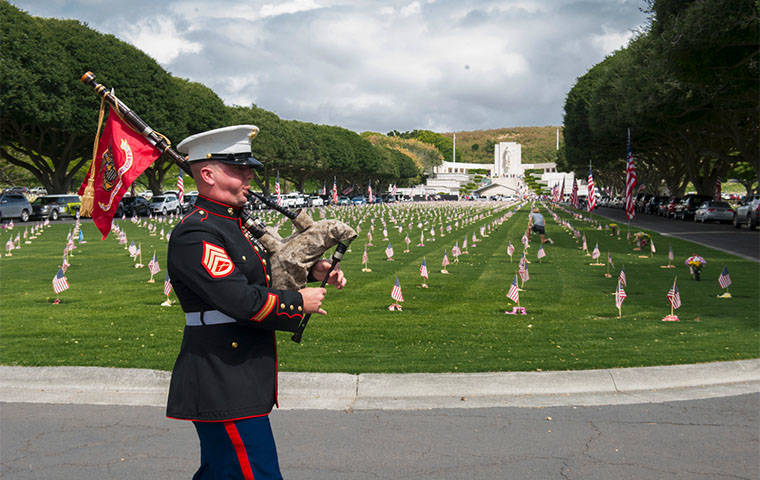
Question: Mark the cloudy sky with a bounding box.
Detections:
[12,0,648,133]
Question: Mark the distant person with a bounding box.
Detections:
[530,207,552,244]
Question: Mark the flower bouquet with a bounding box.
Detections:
[685,255,706,280]
[632,231,650,251]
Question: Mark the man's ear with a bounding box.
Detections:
[196,162,217,186]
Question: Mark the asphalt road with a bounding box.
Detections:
[593,207,759,262]
[2,394,758,480]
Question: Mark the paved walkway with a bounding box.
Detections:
[2,359,758,409]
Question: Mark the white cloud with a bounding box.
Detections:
[12,0,649,132]
[591,27,635,55]
[122,17,202,64]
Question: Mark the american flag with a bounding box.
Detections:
[650,238,656,254]
[559,177,565,202]
[321,182,327,196]
[507,241,515,257]
[667,280,682,310]
[391,276,404,302]
[332,177,338,204]
[362,245,368,265]
[587,165,596,212]
[591,242,600,260]
[668,245,674,262]
[392,184,397,196]
[582,234,587,252]
[52,267,69,294]
[625,129,637,221]
[385,242,394,259]
[177,171,184,204]
[452,241,461,256]
[5,238,12,253]
[420,258,428,279]
[128,241,137,257]
[518,254,530,282]
[607,252,614,270]
[275,171,282,206]
[148,252,160,275]
[507,275,520,303]
[537,245,546,260]
[164,272,173,296]
[368,182,373,204]
[521,233,529,248]
[619,265,627,286]
[571,179,579,208]
[442,252,450,267]
[718,266,732,289]
[615,279,627,309]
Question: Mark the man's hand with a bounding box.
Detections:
[310,259,347,290]
[299,287,327,315]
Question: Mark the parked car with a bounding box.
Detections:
[0,192,32,222]
[149,194,181,215]
[645,196,668,215]
[694,200,735,223]
[635,194,652,213]
[308,195,324,207]
[733,194,760,229]
[31,194,81,220]
[351,195,367,205]
[674,194,713,220]
[181,194,198,213]
[116,196,151,217]
[29,187,48,196]
[281,192,307,208]
[659,197,681,217]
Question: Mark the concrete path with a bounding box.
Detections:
[1,359,758,410]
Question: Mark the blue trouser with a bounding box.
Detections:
[193,415,282,480]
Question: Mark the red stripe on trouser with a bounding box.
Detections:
[224,421,255,480]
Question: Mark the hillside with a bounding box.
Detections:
[441,126,563,165]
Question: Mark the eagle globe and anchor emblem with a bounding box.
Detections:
[101,146,118,192]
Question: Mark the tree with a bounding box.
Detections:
[0,4,185,193]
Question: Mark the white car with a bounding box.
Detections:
[309,196,324,207]
[149,194,181,215]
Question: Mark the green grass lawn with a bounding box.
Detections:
[1,202,757,373]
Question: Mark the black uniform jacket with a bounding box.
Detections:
[166,195,304,422]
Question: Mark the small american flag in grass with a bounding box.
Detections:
[667,280,682,310]
[52,268,69,294]
[507,275,519,303]
[164,272,173,296]
[391,276,404,302]
[718,267,732,289]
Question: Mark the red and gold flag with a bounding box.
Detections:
[79,107,161,239]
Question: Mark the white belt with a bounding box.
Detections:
[185,310,237,326]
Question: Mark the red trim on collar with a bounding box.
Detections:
[198,194,241,211]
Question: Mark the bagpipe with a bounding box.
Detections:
[80,72,357,342]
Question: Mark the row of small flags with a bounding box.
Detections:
[538,201,737,319]
[385,206,524,311]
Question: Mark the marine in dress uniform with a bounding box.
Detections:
[167,125,335,480]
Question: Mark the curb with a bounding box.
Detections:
[1,360,758,410]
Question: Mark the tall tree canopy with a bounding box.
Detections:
[562,0,758,196]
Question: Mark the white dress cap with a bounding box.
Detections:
[177,125,261,166]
